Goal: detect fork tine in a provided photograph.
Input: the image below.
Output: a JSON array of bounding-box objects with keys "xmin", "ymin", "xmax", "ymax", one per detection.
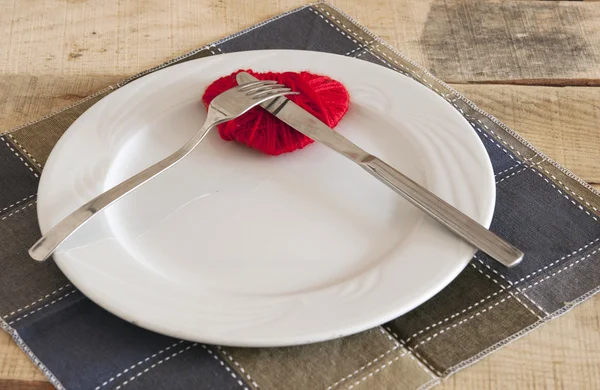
[
  {"xmin": 243, "ymin": 83, "xmax": 286, "ymax": 94},
  {"xmin": 252, "ymin": 88, "xmax": 294, "ymax": 99},
  {"xmin": 238, "ymin": 80, "xmax": 278, "ymax": 91}
]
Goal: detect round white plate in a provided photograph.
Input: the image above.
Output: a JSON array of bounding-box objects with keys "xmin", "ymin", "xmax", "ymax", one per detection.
[{"xmin": 38, "ymin": 50, "xmax": 495, "ymax": 347}]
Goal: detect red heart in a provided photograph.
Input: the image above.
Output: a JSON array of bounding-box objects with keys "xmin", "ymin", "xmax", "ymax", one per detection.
[{"xmin": 202, "ymin": 69, "xmax": 350, "ymax": 155}]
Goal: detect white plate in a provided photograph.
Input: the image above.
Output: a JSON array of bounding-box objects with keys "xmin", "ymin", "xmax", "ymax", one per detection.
[{"xmin": 38, "ymin": 50, "xmax": 495, "ymax": 347}]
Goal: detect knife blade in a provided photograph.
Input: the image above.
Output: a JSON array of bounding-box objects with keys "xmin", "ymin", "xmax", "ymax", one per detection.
[{"xmin": 235, "ymin": 72, "xmax": 523, "ymax": 267}]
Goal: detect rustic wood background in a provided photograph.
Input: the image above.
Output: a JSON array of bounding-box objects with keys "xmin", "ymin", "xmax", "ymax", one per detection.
[{"xmin": 1, "ymin": 0, "xmax": 599, "ymax": 389}]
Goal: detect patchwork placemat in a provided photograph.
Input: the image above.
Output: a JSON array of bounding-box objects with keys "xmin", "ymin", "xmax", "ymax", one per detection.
[{"xmin": 2, "ymin": 2, "xmax": 600, "ymax": 389}]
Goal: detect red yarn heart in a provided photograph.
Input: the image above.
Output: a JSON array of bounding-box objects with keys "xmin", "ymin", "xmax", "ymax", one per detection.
[{"xmin": 202, "ymin": 69, "xmax": 350, "ymax": 155}]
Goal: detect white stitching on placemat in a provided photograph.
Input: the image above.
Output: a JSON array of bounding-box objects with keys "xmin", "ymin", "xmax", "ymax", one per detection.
[
  {"xmin": 8, "ymin": 289, "xmax": 77, "ymax": 325},
  {"xmin": 495, "ymin": 162, "xmax": 523, "ymax": 177},
  {"xmin": 473, "ymin": 255, "xmax": 512, "ymax": 285},
  {"xmin": 2, "ymin": 284, "xmax": 71, "ymax": 320},
  {"xmin": 404, "ymin": 288, "xmax": 503, "ymax": 343},
  {"xmin": 508, "ymin": 291, "xmax": 543, "ymax": 320},
  {"xmin": 203, "ymin": 346, "xmax": 249, "ymax": 390},
  {"xmin": 94, "ymin": 341, "xmax": 186, "ymax": 390},
  {"xmin": 529, "ymin": 167, "xmax": 599, "ymax": 223},
  {"xmin": 345, "ymin": 355, "xmax": 402, "ymax": 390},
  {"xmin": 7, "ymin": 134, "xmax": 43, "ymax": 168},
  {"xmin": 513, "ymin": 237, "xmax": 600, "ymax": 285},
  {"xmin": 217, "ymin": 347, "xmax": 260, "ymax": 389},
  {"xmin": 365, "ymin": 49, "xmax": 410, "ymax": 77},
  {"xmin": 538, "ymin": 166, "xmax": 599, "ymax": 213},
  {"xmin": 413, "ymin": 297, "xmax": 512, "ymax": 350},
  {"xmin": 461, "ymin": 116, "xmax": 519, "ymax": 161},
  {"xmin": 114, "ymin": 344, "xmax": 198, "ymax": 390},
  {"xmin": 417, "ymin": 377, "xmax": 443, "ymax": 390},
  {"xmin": 371, "ymin": 46, "xmax": 444, "ymax": 96},
  {"xmin": 1, "ymin": 136, "xmax": 39, "ymax": 178},
  {"xmin": 378, "ymin": 326, "xmax": 400, "ymax": 347},
  {"xmin": 315, "ymin": 5, "xmax": 365, "ymax": 41},
  {"xmin": 343, "ymin": 39, "xmax": 375, "ymax": 57},
  {"xmin": 1, "ymin": 194, "xmax": 36, "ymax": 213},
  {"xmin": 470, "ymin": 263, "xmax": 509, "ymax": 290},
  {"xmin": 469, "ymin": 116, "xmax": 521, "ymax": 156},
  {"xmin": 495, "ymin": 167, "xmax": 528, "ymax": 184},
  {"xmin": 208, "ymin": 45, "xmax": 224, "ymax": 54},
  {"xmin": 1, "ymin": 201, "xmax": 36, "ymax": 221},
  {"xmin": 474, "ymin": 261, "xmax": 545, "ymax": 318},
  {"xmin": 371, "ymin": 46, "xmax": 414, "ymax": 76},
  {"xmin": 517, "ymin": 291, "xmax": 549, "ymax": 317},
  {"xmin": 327, "ymin": 345, "xmax": 404, "ymax": 389},
  {"xmin": 383, "ymin": 326, "xmax": 440, "ymax": 378},
  {"xmin": 521, "ymin": 248, "xmax": 600, "ymax": 291},
  {"xmin": 309, "ymin": 8, "xmax": 360, "ymax": 45}
]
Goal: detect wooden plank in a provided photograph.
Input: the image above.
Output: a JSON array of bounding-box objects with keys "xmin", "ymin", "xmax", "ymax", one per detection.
[
  {"xmin": 0, "ymin": 332, "xmax": 46, "ymax": 382},
  {"xmin": 1, "ymin": 0, "xmax": 600, "ymax": 84},
  {"xmin": 0, "ymin": 76, "xmax": 120, "ymax": 134},
  {"xmin": 450, "ymin": 84, "xmax": 600, "ymax": 184},
  {"xmin": 0, "ymin": 380, "xmax": 53, "ymax": 390},
  {"xmin": 412, "ymin": 0, "xmax": 600, "ymax": 84}
]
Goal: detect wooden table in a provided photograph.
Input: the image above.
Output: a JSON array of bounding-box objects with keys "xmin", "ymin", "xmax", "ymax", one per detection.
[{"xmin": 1, "ymin": 0, "xmax": 599, "ymax": 389}]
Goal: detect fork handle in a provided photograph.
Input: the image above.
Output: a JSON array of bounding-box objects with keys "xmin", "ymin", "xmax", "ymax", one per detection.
[
  {"xmin": 360, "ymin": 157, "xmax": 524, "ymax": 267},
  {"xmin": 29, "ymin": 121, "xmax": 215, "ymax": 262}
]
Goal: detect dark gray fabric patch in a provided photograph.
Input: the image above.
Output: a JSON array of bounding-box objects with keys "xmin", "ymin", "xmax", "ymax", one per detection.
[
  {"xmin": 0, "ymin": 202, "xmax": 68, "ymax": 319},
  {"xmin": 218, "ymin": 7, "xmax": 360, "ymax": 56},
  {"xmin": 0, "ymin": 137, "xmax": 38, "ymax": 214}
]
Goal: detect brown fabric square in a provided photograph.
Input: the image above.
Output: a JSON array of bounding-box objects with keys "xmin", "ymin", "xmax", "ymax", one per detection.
[
  {"xmin": 412, "ymin": 294, "xmax": 539, "ymax": 375},
  {"xmin": 388, "ymin": 264, "xmax": 503, "ymax": 341},
  {"xmin": 222, "ymin": 328, "xmax": 400, "ymax": 390},
  {"xmin": 8, "ymin": 90, "xmax": 112, "ymax": 167}
]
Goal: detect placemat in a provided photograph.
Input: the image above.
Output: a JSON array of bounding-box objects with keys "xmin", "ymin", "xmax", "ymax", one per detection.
[{"xmin": 2, "ymin": 3, "xmax": 600, "ymax": 389}]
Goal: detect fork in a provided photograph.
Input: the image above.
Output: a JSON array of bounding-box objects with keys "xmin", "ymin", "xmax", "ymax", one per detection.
[{"xmin": 29, "ymin": 80, "xmax": 297, "ymax": 262}]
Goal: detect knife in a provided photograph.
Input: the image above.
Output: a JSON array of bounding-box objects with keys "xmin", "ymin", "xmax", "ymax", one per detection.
[{"xmin": 236, "ymin": 72, "xmax": 523, "ymax": 267}]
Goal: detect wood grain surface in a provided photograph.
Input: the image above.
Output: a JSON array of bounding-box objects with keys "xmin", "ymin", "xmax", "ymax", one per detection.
[{"xmin": 1, "ymin": 0, "xmax": 599, "ymax": 389}]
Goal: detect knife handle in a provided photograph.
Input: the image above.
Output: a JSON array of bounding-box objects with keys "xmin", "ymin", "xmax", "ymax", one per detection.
[{"xmin": 359, "ymin": 156, "xmax": 523, "ymax": 267}]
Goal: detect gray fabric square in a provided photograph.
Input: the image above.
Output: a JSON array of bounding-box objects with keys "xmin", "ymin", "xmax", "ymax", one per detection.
[
  {"xmin": 478, "ymin": 168, "xmax": 600, "ymax": 283},
  {"xmin": 218, "ymin": 7, "xmax": 360, "ymax": 56},
  {"xmin": 522, "ymin": 243, "xmax": 600, "ymax": 313},
  {"xmin": 414, "ymin": 294, "xmax": 539, "ymax": 374}
]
